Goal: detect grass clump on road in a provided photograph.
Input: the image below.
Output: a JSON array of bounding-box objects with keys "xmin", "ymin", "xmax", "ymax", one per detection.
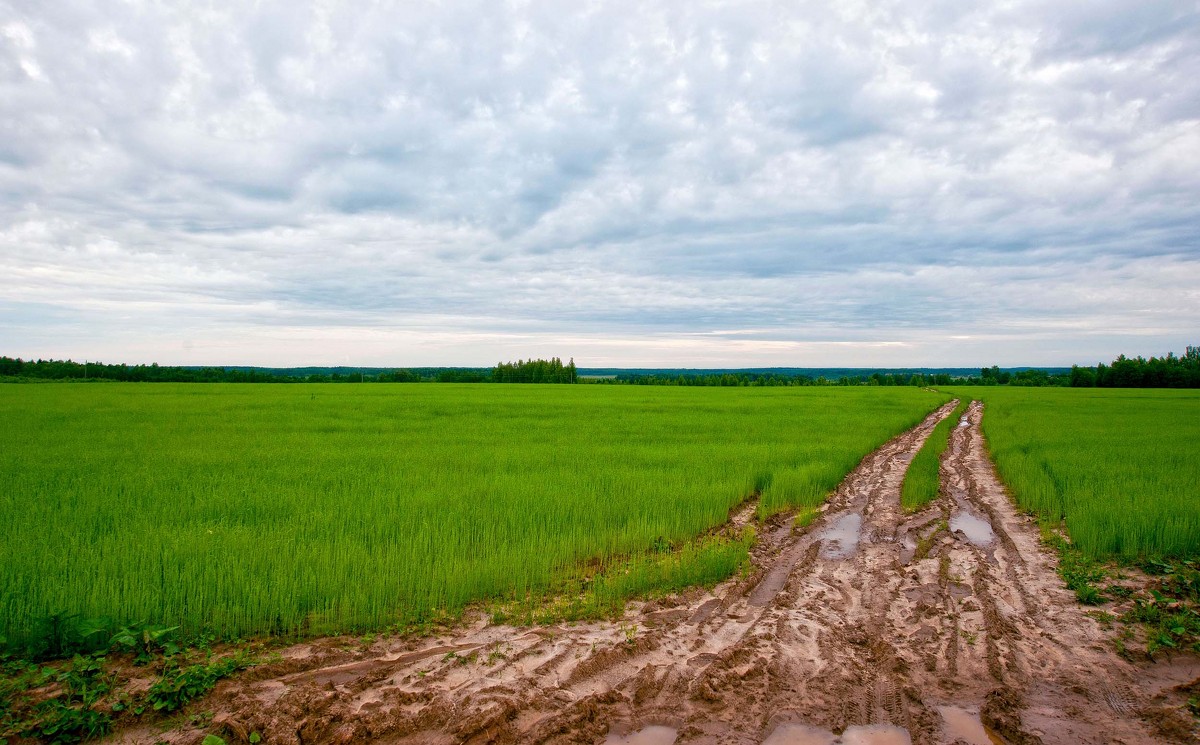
[{"xmin": 900, "ymin": 399, "xmax": 967, "ymax": 513}]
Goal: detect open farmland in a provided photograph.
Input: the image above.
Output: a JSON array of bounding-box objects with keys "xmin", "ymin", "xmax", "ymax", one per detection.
[
  {"xmin": 48, "ymin": 395, "xmax": 1186, "ymax": 745},
  {"xmin": 0, "ymin": 384, "xmax": 945, "ymax": 652},
  {"xmin": 953, "ymin": 387, "xmax": 1200, "ymax": 559},
  {"xmin": 3, "ymin": 385, "xmax": 1198, "ymax": 744}
]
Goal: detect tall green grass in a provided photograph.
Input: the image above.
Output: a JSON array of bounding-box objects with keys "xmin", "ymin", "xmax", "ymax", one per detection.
[
  {"xmin": 758, "ymin": 460, "xmax": 855, "ymax": 520},
  {"xmin": 950, "ymin": 388, "xmax": 1200, "ymax": 560},
  {"xmin": 498, "ymin": 528, "xmax": 757, "ymax": 625},
  {"xmin": 900, "ymin": 399, "xmax": 967, "ymax": 513},
  {"xmin": 0, "ymin": 384, "xmax": 946, "ymax": 651}
]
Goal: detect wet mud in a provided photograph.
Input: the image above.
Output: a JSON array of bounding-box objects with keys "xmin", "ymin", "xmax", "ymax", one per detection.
[{"xmin": 106, "ymin": 402, "xmax": 1198, "ymax": 744}]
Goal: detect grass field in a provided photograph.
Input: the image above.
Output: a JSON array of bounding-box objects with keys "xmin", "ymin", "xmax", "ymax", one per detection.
[
  {"xmin": 952, "ymin": 387, "xmax": 1200, "ymax": 560},
  {"xmin": 0, "ymin": 384, "xmax": 946, "ymax": 652}
]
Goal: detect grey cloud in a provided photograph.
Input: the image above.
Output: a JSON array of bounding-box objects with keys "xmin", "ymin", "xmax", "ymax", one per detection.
[
  {"xmin": 1, "ymin": 0, "xmax": 1198, "ymax": 366},
  {"xmin": 1031, "ymin": 0, "xmax": 1200, "ymax": 59}
]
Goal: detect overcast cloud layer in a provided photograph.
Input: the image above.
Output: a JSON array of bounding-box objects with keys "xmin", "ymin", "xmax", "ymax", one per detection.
[{"xmin": 2, "ymin": 0, "xmax": 1198, "ymax": 367}]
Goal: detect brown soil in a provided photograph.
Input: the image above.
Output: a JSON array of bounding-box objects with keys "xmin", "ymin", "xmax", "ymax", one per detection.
[{"xmin": 102, "ymin": 402, "xmax": 1198, "ymax": 745}]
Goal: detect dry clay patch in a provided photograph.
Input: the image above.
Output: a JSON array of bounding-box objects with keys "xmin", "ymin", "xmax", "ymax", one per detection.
[{"xmin": 103, "ymin": 401, "xmax": 1198, "ymax": 745}]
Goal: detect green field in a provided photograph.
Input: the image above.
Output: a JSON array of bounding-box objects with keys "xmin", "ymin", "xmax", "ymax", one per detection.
[
  {"xmin": 0, "ymin": 384, "xmax": 946, "ymax": 651},
  {"xmin": 952, "ymin": 387, "xmax": 1200, "ymax": 560}
]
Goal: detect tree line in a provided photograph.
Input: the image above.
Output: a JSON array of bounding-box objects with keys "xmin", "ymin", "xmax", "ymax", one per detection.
[
  {"xmin": 597, "ymin": 371, "xmax": 953, "ymax": 387},
  {"xmin": 950, "ymin": 349, "xmax": 1199, "ymax": 388},
  {"xmin": 1067, "ymin": 347, "xmax": 1200, "ymax": 388},
  {"xmin": 3, "ymin": 348, "xmax": 1196, "ymax": 387},
  {"xmin": 0, "ymin": 358, "xmax": 291, "ymax": 383},
  {"xmin": 581, "ymin": 349, "xmax": 1198, "ymax": 388},
  {"xmin": 0, "ymin": 357, "xmax": 576, "ymax": 384},
  {"xmin": 492, "ymin": 357, "xmax": 578, "ymax": 383}
]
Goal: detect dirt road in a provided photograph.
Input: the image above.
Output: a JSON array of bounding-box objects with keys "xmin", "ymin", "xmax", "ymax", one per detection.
[{"xmin": 122, "ymin": 401, "xmax": 1197, "ymax": 744}]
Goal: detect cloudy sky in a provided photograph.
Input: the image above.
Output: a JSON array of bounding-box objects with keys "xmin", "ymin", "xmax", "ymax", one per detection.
[{"xmin": 2, "ymin": 1, "xmax": 1198, "ymax": 368}]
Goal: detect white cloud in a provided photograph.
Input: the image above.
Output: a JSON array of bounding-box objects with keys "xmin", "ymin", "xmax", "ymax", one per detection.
[{"xmin": 1, "ymin": 0, "xmax": 1198, "ymax": 366}]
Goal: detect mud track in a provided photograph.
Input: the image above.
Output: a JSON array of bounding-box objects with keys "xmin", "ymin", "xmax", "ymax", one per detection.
[{"xmin": 117, "ymin": 402, "xmax": 1196, "ymax": 744}]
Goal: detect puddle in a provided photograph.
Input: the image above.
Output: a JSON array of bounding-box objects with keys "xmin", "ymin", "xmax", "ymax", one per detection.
[
  {"xmin": 840, "ymin": 725, "xmax": 912, "ymax": 745},
  {"xmin": 949, "ymin": 509, "xmax": 995, "ymax": 546},
  {"xmin": 958, "ymin": 415, "xmax": 970, "ymax": 428},
  {"xmin": 604, "ymin": 725, "xmax": 677, "ymax": 745},
  {"xmin": 938, "ymin": 706, "xmax": 1003, "ymax": 745},
  {"xmin": 762, "ymin": 723, "xmax": 836, "ymax": 744},
  {"xmin": 819, "ymin": 513, "xmax": 862, "ymax": 559},
  {"xmin": 762, "ymin": 723, "xmax": 911, "ymax": 745}
]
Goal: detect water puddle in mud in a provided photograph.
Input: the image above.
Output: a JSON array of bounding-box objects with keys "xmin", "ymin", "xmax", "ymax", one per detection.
[
  {"xmin": 604, "ymin": 725, "xmax": 678, "ymax": 745},
  {"xmin": 819, "ymin": 513, "xmax": 862, "ymax": 559},
  {"xmin": 958, "ymin": 415, "xmax": 970, "ymax": 427},
  {"xmin": 937, "ymin": 706, "xmax": 1003, "ymax": 744},
  {"xmin": 762, "ymin": 723, "xmax": 911, "ymax": 744},
  {"xmin": 762, "ymin": 724, "xmax": 835, "ymax": 745},
  {"xmin": 949, "ymin": 509, "xmax": 994, "ymax": 546},
  {"xmin": 839, "ymin": 725, "xmax": 912, "ymax": 745}
]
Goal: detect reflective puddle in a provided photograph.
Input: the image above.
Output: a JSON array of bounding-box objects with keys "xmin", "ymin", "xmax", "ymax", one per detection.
[
  {"xmin": 762, "ymin": 723, "xmax": 911, "ymax": 744},
  {"xmin": 762, "ymin": 724, "xmax": 835, "ymax": 744},
  {"xmin": 949, "ymin": 509, "xmax": 995, "ymax": 546},
  {"xmin": 937, "ymin": 706, "xmax": 1004, "ymax": 744},
  {"xmin": 840, "ymin": 725, "xmax": 912, "ymax": 745},
  {"xmin": 604, "ymin": 725, "xmax": 678, "ymax": 745},
  {"xmin": 819, "ymin": 513, "xmax": 863, "ymax": 559}
]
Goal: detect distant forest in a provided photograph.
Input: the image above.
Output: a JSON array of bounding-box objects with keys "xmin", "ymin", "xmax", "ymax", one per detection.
[
  {"xmin": 0, "ymin": 356, "xmax": 575, "ymax": 384},
  {"xmin": 1067, "ymin": 347, "xmax": 1200, "ymax": 388},
  {"xmin": 493, "ymin": 357, "xmax": 578, "ymax": 383},
  {"xmin": 1, "ymin": 347, "xmax": 1196, "ymax": 387},
  {"xmin": 603, "ymin": 367, "xmax": 1060, "ymax": 387}
]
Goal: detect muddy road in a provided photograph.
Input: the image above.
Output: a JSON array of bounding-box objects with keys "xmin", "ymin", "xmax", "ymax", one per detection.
[{"xmin": 119, "ymin": 402, "xmax": 1197, "ymax": 745}]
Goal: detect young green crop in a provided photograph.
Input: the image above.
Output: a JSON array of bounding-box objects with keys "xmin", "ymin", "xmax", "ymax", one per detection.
[
  {"xmin": 949, "ymin": 387, "xmax": 1200, "ymax": 560},
  {"xmin": 0, "ymin": 384, "xmax": 947, "ymax": 651},
  {"xmin": 900, "ymin": 399, "xmax": 967, "ymax": 513}
]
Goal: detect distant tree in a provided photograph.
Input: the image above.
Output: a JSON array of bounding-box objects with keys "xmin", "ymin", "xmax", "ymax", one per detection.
[
  {"xmin": 1069, "ymin": 365, "xmax": 1096, "ymax": 387},
  {"xmin": 379, "ymin": 369, "xmax": 420, "ymax": 383}
]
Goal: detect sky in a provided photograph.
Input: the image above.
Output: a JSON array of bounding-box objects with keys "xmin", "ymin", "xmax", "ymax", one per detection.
[{"xmin": 2, "ymin": 1, "xmax": 1198, "ymax": 368}]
